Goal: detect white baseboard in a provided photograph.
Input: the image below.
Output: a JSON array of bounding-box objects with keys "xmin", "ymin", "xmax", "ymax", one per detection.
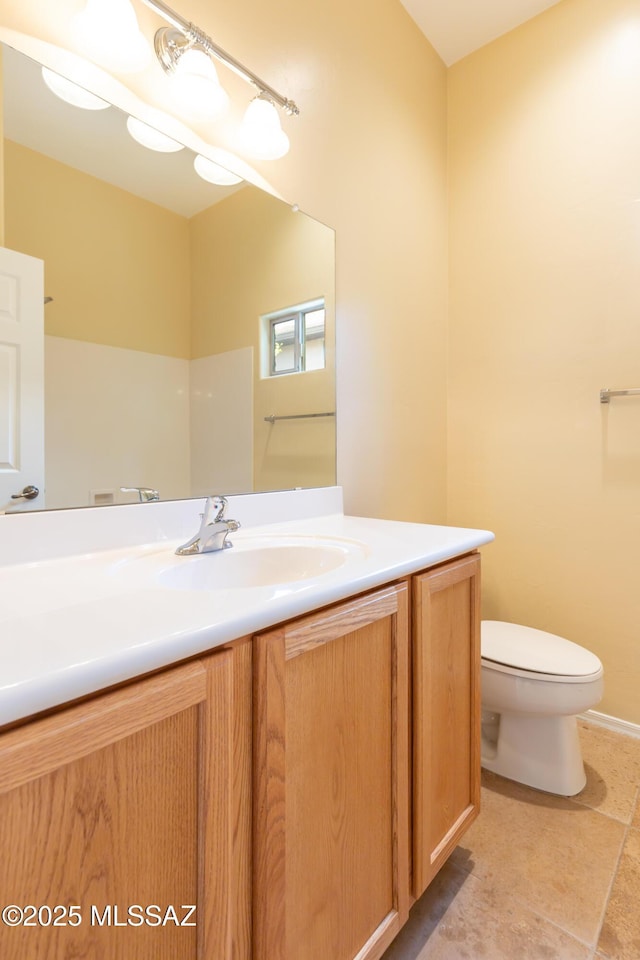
[{"xmin": 579, "ymin": 709, "xmax": 640, "ymax": 740}]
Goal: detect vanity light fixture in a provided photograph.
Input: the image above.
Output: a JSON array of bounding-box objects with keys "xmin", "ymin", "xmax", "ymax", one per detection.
[
  {"xmin": 71, "ymin": 0, "xmax": 151, "ymax": 73},
  {"xmin": 139, "ymin": 0, "xmax": 299, "ymax": 157},
  {"xmin": 41, "ymin": 67, "xmax": 111, "ymax": 111},
  {"xmin": 193, "ymin": 155, "xmax": 243, "ymax": 186},
  {"xmin": 238, "ymin": 94, "xmax": 290, "ymax": 161},
  {"xmin": 158, "ymin": 36, "xmax": 230, "ymax": 122},
  {"xmin": 126, "ymin": 115, "xmax": 185, "ymax": 152}
]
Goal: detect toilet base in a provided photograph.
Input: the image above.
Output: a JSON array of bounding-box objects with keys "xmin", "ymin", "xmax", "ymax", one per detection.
[{"xmin": 481, "ymin": 712, "xmax": 586, "ymax": 796}]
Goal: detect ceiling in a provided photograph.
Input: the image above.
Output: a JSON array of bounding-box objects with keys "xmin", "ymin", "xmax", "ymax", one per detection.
[
  {"xmin": 399, "ymin": 0, "xmax": 564, "ymax": 65},
  {"xmin": 2, "ymin": 43, "xmax": 242, "ymax": 217}
]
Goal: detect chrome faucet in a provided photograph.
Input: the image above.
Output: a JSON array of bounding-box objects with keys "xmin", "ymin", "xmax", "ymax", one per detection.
[
  {"xmin": 120, "ymin": 486, "xmax": 160, "ymax": 503},
  {"xmin": 175, "ymin": 495, "xmax": 241, "ymax": 556}
]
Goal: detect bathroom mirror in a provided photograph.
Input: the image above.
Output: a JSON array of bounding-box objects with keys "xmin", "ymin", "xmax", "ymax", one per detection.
[{"xmin": 1, "ymin": 42, "xmax": 336, "ymax": 512}]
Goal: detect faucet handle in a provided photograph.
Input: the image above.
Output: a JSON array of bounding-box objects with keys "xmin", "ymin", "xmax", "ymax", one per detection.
[
  {"xmin": 202, "ymin": 496, "xmax": 241, "ymax": 537},
  {"xmin": 211, "ymin": 495, "xmax": 228, "ymax": 521},
  {"xmin": 202, "ymin": 495, "xmax": 229, "ymax": 523}
]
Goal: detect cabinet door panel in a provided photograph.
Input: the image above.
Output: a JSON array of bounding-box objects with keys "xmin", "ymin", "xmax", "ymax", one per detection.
[
  {"xmin": 0, "ymin": 648, "xmax": 252, "ymax": 960},
  {"xmin": 0, "ymin": 665, "xmax": 203, "ymax": 960},
  {"xmin": 412, "ymin": 554, "xmax": 481, "ymax": 898},
  {"xmin": 253, "ymin": 584, "xmax": 410, "ymax": 960}
]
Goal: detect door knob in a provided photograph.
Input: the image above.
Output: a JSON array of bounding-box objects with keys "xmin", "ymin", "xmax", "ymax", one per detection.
[{"xmin": 11, "ymin": 485, "xmax": 40, "ymax": 501}]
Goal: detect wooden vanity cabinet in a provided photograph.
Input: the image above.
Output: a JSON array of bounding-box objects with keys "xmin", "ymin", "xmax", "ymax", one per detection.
[
  {"xmin": 0, "ymin": 641, "xmax": 252, "ymax": 960},
  {"xmin": 0, "ymin": 550, "xmax": 482, "ymax": 960},
  {"xmin": 411, "ymin": 553, "xmax": 482, "ymax": 898},
  {"xmin": 252, "ymin": 583, "xmax": 411, "ymax": 960}
]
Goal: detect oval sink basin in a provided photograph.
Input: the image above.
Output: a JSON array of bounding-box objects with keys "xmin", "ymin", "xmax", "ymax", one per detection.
[
  {"xmin": 158, "ymin": 542, "xmax": 350, "ymax": 590},
  {"xmin": 109, "ymin": 535, "xmax": 369, "ymax": 592}
]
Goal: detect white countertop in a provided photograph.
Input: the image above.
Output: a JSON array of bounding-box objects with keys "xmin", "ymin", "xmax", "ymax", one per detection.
[{"xmin": 0, "ymin": 489, "xmax": 494, "ymax": 726}]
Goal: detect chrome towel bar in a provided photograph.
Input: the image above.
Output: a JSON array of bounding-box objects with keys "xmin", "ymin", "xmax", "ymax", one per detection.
[
  {"xmin": 264, "ymin": 412, "xmax": 336, "ymax": 423},
  {"xmin": 600, "ymin": 388, "xmax": 640, "ymax": 403}
]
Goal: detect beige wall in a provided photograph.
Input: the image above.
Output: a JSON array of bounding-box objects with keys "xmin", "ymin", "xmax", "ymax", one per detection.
[
  {"xmin": 5, "ymin": 139, "xmax": 191, "ymax": 357},
  {"xmin": 448, "ymin": 0, "xmax": 640, "ymax": 723},
  {"xmin": 190, "ymin": 187, "xmax": 335, "ymax": 490}
]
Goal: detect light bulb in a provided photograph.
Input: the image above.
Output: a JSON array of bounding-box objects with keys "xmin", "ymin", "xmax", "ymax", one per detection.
[
  {"xmin": 126, "ymin": 116, "xmax": 184, "ymax": 153},
  {"xmin": 71, "ymin": 0, "xmax": 151, "ymax": 73},
  {"xmin": 169, "ymin": 48, "xmax": 229, "ymax": 122},
  {"xmin": 41, "ymin": 67, "xmax": 110, "ymax": 111},
  {"xmin": 193, "ymin": 155, "xmax": 243, "ymax": 186},
  {"xmin": 238, "ymin": 97, "xmax": 289, "ymax": 160}
]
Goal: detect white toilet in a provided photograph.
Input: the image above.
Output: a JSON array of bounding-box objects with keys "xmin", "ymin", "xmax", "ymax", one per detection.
[{"xmin": 481, "ymin": 620, "xmax": 604, "ymax": 796}]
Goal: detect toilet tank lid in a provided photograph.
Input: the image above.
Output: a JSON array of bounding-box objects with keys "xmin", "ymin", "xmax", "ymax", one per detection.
[{"xmin": 481, "ymin": 620, "xmax": 603, "ymax": 677}]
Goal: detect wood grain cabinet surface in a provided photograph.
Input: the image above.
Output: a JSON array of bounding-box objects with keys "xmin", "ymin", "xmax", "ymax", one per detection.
[
  {"xmin": 252, "ymin": 583, "xmax": 411, "ymax": 960},
  {"xmin": 0, "ymin": 642, "xmax": 252, "ymax": 960},
  {"xmin": 411, "ymin": 553, "xmax": 482, "ymax": 898}
]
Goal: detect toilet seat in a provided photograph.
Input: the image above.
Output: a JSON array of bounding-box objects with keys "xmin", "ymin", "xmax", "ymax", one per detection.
[{"xmin": 481, "ymin": 620, "xmax": 603, "ymax": 684}]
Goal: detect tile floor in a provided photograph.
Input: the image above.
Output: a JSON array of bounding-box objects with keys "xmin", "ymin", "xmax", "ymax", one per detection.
[{"xmin": 383, "ymin": 720, "xmax": 640, "ymax": 960}]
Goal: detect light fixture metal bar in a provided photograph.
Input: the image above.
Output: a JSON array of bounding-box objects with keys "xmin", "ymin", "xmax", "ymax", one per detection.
[{"xmin": 139, "ymin": 0, "xmax": 299, "ymax": 115}]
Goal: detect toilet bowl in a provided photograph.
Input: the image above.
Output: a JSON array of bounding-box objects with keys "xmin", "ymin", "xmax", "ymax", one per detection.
[{"xmin": 481, "ymin": 620, "xmax": 604, "ymax": 796}]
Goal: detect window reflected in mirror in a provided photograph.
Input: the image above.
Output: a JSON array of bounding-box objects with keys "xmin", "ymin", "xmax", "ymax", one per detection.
[{"xmin": 266, "ymin": 300, "xmax": 326, "ymax": 377}]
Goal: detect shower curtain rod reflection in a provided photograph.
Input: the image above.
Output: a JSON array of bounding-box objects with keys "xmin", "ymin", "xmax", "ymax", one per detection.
[
  {"xmin": 600, "ymin": 388, "xmax": 640, "ymax": 403},
  {"xmin": 264, "ymin": 412, "xmax": 336, "ymax": 423}
]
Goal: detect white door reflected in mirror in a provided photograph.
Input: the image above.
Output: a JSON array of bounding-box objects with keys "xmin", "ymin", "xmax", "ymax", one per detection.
[{"xmin": 0, "ymin": 248, "xmax": 44, "ymax": 513}]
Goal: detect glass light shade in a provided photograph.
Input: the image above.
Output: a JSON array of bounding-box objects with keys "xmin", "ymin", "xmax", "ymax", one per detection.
[
  {"xmin": 71, "ymin": 0, "xmax": 151, "ymax": 73},
  {"xmin": 169, "ymin": 48, "xmax": 229, "ymax": 122},
  {"xmin": 126, "ymin": 116, "xmax": 184, "ymax": 153},
  {"xmin": 238, "ymin": 97, "xmax": 289, "ymax": 160},
  {"xmin": 41, "ymin": 67, "xmax": 110, "ymax": 111},
  {"xmin": 193, "ymin": 155, "xmax": 243, "ymax": 186}
]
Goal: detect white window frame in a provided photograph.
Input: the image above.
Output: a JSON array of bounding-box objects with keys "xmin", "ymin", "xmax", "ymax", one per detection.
[{"xmin": 261, "ymin": 298, "xmax": 325, "ymax": 378}]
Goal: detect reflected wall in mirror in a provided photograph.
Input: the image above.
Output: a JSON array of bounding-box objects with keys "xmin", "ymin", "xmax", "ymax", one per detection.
[{"xmin": 1, "ymin": 42, "xmax": 336, "ymax": 512}]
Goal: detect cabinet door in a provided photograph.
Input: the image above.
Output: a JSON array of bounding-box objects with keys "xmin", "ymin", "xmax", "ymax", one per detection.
[
  {"xmin": 253, "ymin": 584, "xmax": 410, "ymax": 960},
  {"xmin": 0, "ymin": 644, "xmax": 252, "ymax": 960},
  {"xmin": 412, "ymin": 553, "xmax": 481, "ymax": 898}
]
